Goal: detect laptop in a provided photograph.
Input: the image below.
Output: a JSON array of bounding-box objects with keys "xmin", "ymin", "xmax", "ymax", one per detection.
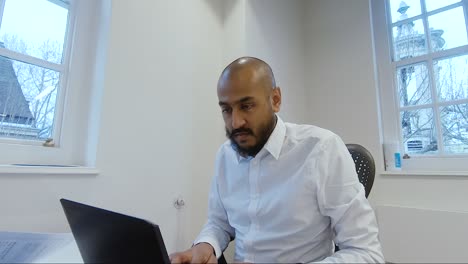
[{"xmin": 60, "ymin": 198, "xmax": 171, "ymax": 264}]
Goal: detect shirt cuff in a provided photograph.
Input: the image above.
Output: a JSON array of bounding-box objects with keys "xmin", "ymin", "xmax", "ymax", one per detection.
[{"xmin": 193, "ymin": 236, "xmax": 222, "ymax": 258}]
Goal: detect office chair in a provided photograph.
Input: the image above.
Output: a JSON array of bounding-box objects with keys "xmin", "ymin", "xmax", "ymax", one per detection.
[
  {"xmin": 334, "ymin": 143, "xmax": 376, "ymax": 252},
  {"xmin": 345, "ymin": 143, "xmax": 375, "ymax": 198},
  {"xmin": 218, "ymin": 144, "xmax": 376, "ymax": 262}
]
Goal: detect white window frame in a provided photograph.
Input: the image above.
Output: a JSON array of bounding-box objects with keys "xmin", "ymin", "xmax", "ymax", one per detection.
[
  {"xmin": 371, "ymin": 0, "xmax": 468, "ymax": 173},
  {"xmin": 0, "ymin": 0, "xmax": 110, "ymax": 169},
  {"xmin": 0, "ymin": 0, "xmax": 73, "ymax": 147}
]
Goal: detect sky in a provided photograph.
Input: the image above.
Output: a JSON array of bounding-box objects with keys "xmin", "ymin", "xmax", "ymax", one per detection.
[
  {"xmin": 0, "ymin": 0, "xmax": 67, "ymax": 139},
  {"xmin": 0, "ymin": 0, "xmax": 68, "ymax": 61}
]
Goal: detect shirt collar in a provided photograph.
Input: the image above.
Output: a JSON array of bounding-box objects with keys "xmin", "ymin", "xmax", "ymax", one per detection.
[
  {"xmin": 264, "ymin": 115, "xmax": 286, "ymax": 160},
  {"xmin": 232, "ymin": 115, "xmax": 286, "ymax": 163}
]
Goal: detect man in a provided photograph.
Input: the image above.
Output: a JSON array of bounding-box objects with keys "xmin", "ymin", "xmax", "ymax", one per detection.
[{"xmin": 170, "ymin": 57, "xmax": 384, "ymax": 263}]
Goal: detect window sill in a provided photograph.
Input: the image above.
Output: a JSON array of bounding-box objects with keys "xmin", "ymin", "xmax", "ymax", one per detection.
[
  {"xmin": 0, "ymin": 164, "xmax": 99, "ymax": 176},
  {"xmin": 380, "ymin": 170, "xmax": 468, "ymax": 177}
]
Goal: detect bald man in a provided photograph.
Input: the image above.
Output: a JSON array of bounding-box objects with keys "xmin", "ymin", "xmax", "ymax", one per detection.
[{"xmin": 170, "ymin": 57, "xmax": 384, "ymax": 263}]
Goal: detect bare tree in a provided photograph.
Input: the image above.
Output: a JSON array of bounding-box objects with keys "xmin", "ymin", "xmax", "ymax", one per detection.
[
  {"xmin": 2, "ymin": 34, "xmax": 61, "ymax": 139},
  {"xmin": 399, "ymin": 54, "xmax": 468, "ymax": 154}
]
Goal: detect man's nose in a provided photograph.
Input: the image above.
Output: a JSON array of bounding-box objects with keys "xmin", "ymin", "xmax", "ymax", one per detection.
[{"xmin": 231, "ymin": 110, "xmax": 246, "ymax": 129}]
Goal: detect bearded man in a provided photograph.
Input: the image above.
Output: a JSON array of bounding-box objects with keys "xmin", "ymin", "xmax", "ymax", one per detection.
[{"xmin": 170, "ymin": 57, "xmax": 384, "ymax": 264}]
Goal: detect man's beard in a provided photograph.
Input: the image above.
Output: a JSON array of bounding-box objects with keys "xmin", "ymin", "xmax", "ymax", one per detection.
[{"xmin": 226, "ymin": 116, "xmax": 277, "ymax": 157}]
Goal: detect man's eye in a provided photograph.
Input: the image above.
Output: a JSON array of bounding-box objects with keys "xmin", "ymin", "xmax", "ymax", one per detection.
[
  {"xmin": 241, "ymin": 104, "xmax": 253, "ymax": 110},
  {"xmin": 221, "ymin": 108, "xmax": 231, "ymax": 113}
]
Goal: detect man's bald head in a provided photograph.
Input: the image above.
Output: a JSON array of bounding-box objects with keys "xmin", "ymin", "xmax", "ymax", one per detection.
[
  {"xmin": 217, "ymin": 57, "xmax": 282, "ymax": 157},
  {"xmin": 218, "ymin": 57, "xmax": 277, "ymax": 94}
]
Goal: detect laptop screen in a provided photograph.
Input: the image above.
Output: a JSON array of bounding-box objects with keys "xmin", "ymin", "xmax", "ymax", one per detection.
[{"xmin": 60, "ymin": 199, "xmax": 170, "ymax": 264}]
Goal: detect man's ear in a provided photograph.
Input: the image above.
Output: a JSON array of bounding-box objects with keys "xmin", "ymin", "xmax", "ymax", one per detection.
[{"xmin": 271, "ymin": 87, "xmax": 281, "ymax": 113}]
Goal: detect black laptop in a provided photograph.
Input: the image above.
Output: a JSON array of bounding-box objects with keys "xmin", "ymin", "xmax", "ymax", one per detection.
[{"xmin": 60, "ymin": 198, "xmax": 171, "ymax": 264}]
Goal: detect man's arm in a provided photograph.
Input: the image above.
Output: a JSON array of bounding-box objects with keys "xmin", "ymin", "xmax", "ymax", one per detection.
[
  {"xmin": 169, "ymin": 243, "xmax": 217, "ymax": 264},
  {"xmin": 170, "ymin": 148, "xmax": 235, "ymax": 263},
  {"xmin": 315, "ymin": 135, "xmax": 385, "ymax": 263},
  {"xmin": 193, "ymin": 171, "xmax": 235, "ymax": 257}
]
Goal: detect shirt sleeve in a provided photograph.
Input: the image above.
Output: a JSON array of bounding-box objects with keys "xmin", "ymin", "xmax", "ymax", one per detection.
[
  {"xmin": 313, "ymin": 135, "xmax": 385, "ymax": 263},
  {"xmin": 193, "ymin": 147, "xmax": 235, "ymax": 258}
]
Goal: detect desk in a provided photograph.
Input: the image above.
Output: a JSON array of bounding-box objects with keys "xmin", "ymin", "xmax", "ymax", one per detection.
[{"xmin": 0, "ymin": 232, "xmax": 83, "ymax": 263}]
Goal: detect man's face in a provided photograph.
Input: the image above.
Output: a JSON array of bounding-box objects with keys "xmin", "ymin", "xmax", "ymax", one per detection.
[{"xmin": 218, "ymin": 72, "xmax": 281, "ymax": 156}]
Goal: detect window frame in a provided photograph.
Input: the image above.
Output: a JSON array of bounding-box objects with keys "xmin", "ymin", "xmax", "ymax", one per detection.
[
  {"xmin": 372, "ymin": 0, "xmax": 468, "ymax": 172},
  {"xmin": 0, "ymin": 0, "xmax": 74, "ymax": 147},
  {"xmin": 0, "ymin": 0, "xmax": 109, "ymax": 167}
]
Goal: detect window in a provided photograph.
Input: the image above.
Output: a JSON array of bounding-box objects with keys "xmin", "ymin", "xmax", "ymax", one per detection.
[
  {"xmin": 0, "ymin": 0, "xmax": 71, "ymax": 143},
  {"xmin": 0, "ymin": 0, "xmax": 110, "ymax": 167},
  {"xmin": 372, "ymin": 0, "xmax": 468, "ymax": 172}
]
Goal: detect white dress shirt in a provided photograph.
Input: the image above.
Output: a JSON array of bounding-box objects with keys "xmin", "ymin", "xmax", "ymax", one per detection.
[{"xmin": 194, "ymin": 116, "xmax": 384, "ymax": 263}]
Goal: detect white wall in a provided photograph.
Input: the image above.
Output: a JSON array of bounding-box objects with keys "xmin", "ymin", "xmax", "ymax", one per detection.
[
  {"xmin": 0, "ymin": 0, "xmax": 226, "ymax": 254},
  {"xmin": 304, "ymin": 0, "xmax": 468, "ymax": 261},
  {"xmin": 222, "ymin": 0, "xmax": 247, "ymax": 63},
  {"xmin": 245, "ymin": 0, "xmax": 307, "ymax": 124},
  {"xmin": 377, "ymin": 205, "xmax": 468, "ymax": 263},
  {"xmin": 0, "ymin": 1, "xmax": 308, "ymax": 258},
  {"xmin": 4, "ymin": 0, "xmax": 466, "ymax": 262},
  {"xmin": 304, "ymin": 0, "xmax": 382, "ymax": 168},
  {"xmin": 220, "ymin": 0, "xmax": 307, "ymax": 124},
  {"xmin": 99, "ymin": 0, "xmax": 231, "ymax": 251}
]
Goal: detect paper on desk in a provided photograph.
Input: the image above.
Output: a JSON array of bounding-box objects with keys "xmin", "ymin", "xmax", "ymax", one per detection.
[{"xmin": 0, "ymin": 231, "xmax": 83, "ymax": 263}]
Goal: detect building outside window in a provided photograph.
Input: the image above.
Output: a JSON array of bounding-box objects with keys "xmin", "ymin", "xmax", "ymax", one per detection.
[
  {"xmin": 0, "ymin": 50, "xmax": 38, "ymax": 139},
  {"xmin": 373, "ymin": 0, "xmax": 468, "ymax": 172},
  {"xmin": 371, "ymin": 0, "xmax": 468, "ymax": 171},
  {"xmin": 0, "ymin": 0, "xmax": 71, "ymax": 144},
  {"xmin": 389, "ymin": 0, "xmax": 468, "ymax": 156},
  {"xmin": 0, "ymin": 0, "xmax": 109, "ymax": 168}
]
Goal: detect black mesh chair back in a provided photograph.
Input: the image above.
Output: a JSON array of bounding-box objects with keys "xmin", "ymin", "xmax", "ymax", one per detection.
[
  {"xmin": 335, "ymin": 143, "xmax": 376, "ymax": 252},
  {"xmin": 345, "ymin": 143, "xmax": 375, "ymax": 198}
]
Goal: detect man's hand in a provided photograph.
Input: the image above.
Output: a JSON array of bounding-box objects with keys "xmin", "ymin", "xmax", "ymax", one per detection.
[{"xmin": 169, "ymin": 242, "xmax": 217, "ymax": 264}]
